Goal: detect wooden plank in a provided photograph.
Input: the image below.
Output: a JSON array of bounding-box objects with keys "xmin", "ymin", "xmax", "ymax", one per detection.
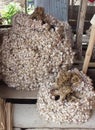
[
  {"xmin": 13, "ymin": 128, "xmax": 21, "ymax": 130},
  {"xmin": 0, "ymin": 25, "xmax": 12, "ymax": 28},
  {"xmin": 82, "ymin": 25, "xmax": 95, "ymax": 73},
  {"xmin": 69, "ymin": 6, "xmax": 95, "ymax": 20},
  {"xmin": 0, "ymin": 62, "xmax": 95, "ymax": 100},
  {"xmin": 5, "ymin": 103, "xmax": 12, "ymax": 130},
  {"xmin": 13, "ymin": 104, "xmax": 95, "ymax": 128},
  {"xmin": 0, "ymin": 98, "xmax": 6, "ymax": 130},
  {"xmin": 73, "ymin": 35, "xmax": 89, "ymax": 43},
  {"xmin": 0, "ymin": 82, "xmax": 38, "ymax": 99},
  {"xmin": 74, "ymin": 60, "xmax": 95, "ymax": 67},
  {"xmin": 27, "ymin": 129, "xmax": 95, "ymax": 130},
  {"xmin": 69, "ymin": 20, "xmax": 91, "ymax": 33},
  {"xmin": 68, "ymin": 5, "xmax": 95, "ymax": 32},
  {"xmin": 76, "ymin": 0, "xmax": 88, "ymax": 60}
]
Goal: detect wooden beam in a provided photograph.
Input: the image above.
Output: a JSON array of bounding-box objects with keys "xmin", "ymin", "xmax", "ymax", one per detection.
[
  {"xmin": 82, "ymin": 15, "xmax": 95, "ymax": 74},
  {"xmin": 13, "ymin": 128, "xmax": 21, "ymax": 130},
  {"xmin": 83, "ymin": 27, "xmax": 95, "ymax": 73},
  {"xmin": 26, "ymin": 129, "xmax": 95, "ymax": 130},
  {"xmin": 76, "ymin": 0, "xmax": 88, "ymax": 60},
  {"xmin": 5, "ymin": 103, "xmax": 13, "ymax": 130},
  {"xmin": 0, "ymin": 98, "xmax": 6, "ymax": 130},
  {"xmin": 25, "ymin": 0, "xmax": 27, "ymax": 13},
  {"xmin": 13, "ymin": 104, "xmax": 95, "ymax": 128},
  {"xmin": 0, "ymin": 61, "xmax": 95, "ymax": 100},
  {"xmin": 0, "ymin": 82, "xmax": 38, "ymax": 99}
]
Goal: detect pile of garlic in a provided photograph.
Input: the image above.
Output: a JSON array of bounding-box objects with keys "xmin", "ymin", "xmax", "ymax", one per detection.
[
  {"xmin": 1, "ymin": 7, "xmax": 74, "ymax": 90},
  {"xmin": 37, "ymin": 68, "xmax": 95, "ymax": 123}
]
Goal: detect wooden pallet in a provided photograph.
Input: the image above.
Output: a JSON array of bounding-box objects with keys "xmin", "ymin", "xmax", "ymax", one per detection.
[
  {"xmin": 0, "ymin": 81, "xmax": 37, "ymax": 100},
  {"xmin": 13, "ymin": 104, "xmax": 95, "ymax": 130},
  {"xmin": 0, "ymin": 67, "xmax": 95, "ymax": 130},
  {"xmin": 14, "ymin": 128, "xmax": 95, "ymax": 130}
]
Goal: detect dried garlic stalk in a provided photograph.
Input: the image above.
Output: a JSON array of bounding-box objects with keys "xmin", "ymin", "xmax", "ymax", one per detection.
[{"xmin": 50, "ymin": 70, "xmax": 82, "ymax": 101}]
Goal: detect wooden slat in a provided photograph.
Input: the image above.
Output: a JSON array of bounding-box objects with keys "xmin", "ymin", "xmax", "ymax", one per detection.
[
  {"xmin": 74, "ymin": 61, "xmax": 95, "ymax": 67},
  {"xmin": 13, "ymin": 104, "xmax": 95, "ymax": 128},
  {"xmin": 0, "ymin": 25, "xmax": 12, "ymax": 28},
  {"xmin": 69, "ymin": 6, "xmax": 95, "ymax": 20},
  {"xmin": 5, "ymin": 103, "xmax": 12, "ymax": 130},
  {"xmin": 0, "ymin": 98, "xmax": 6, "ymax": 130},
  {"xmin": 82, "ymin": 26, "xmax": 95, "ymax": 73},
  {"xmin": 13, "ymin": 128, "xmax": 21, "ymax": 130},
  {"xmin": 27, "ymin": 129, "xmax": 95, "ymax": 130},
  {"xmin": 76, "ymin": 0, "xmax": 88, "ymax": 60},
  {"xmin": 68, "ymin": 5, "xmax": 95, "ymax": 33},
  {"xmin": 0, "ymin": 82, "xmax": 38, "ymax": 99},
  {"xmin": 0, "ymin": 61, "xmax": 95, "ymax": 100},
  {"xmin": 69, "ymin": 20, "xmax": 91, "ymax": 33}
]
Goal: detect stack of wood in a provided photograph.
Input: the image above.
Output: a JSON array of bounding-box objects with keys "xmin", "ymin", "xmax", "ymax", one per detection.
[{"xmin": 0, "ymin": 98, "xmax": 12, "ymax": 130}]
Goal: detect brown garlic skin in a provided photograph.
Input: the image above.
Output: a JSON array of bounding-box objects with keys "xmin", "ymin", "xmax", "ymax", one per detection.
[
  {"xmin": 50, "ymin": 86, "xmax": 73, "ymax": 101},
  {"xmin": 30, "ymin": 7, "xmax": 57, "ymax": 31},
  {"xmin": 50, "ymin": 71, "xmax": 82, "ymax": 102},
  {"xmin": 30, "ymin": 7, "xmax": 45, "ymax": 21},
  {"xmin": 71, "ymin": 73, "xmax": 82, "ymax": 86},
  {"xmin": 56, "ymin": 71, "xmax": 71, "ymax": 87}
]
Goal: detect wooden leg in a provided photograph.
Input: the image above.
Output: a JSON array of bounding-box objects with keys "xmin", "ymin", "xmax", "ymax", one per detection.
[
  {"xmin": 5, "ymin": 103, "xmax": 13, "ymax": 130},
  {"xmin": 82, "ymin": 26, "xmax": 95, "ymax": 74},
  {"xmin": 0, "ymin": 98, "xmax": 6, "ymax": 130},
  {"xmin": 76, "ymin": 0, "xmax": 88, "ymax": 60}
]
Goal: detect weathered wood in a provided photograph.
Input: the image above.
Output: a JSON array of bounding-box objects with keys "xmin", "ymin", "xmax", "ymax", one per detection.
[
  {"xmin": 69, "ymin": 20, "xmax": 90, "ymax": 33},
  {"xmin": 5, "ymin": 103, "xmax": 13, "ymax": 130},
  {"xmin": 34, "ymin": 0, "xmax": 68, "ymax": 21},
  {"xmin": 76, "ymin": 0, "xmax": 88, "ymax": 60},
  {"xmin": 0, "ymin": 81, "xmax": 38, "ymax": 99},
  {"xmin": 0, "ymin": 25, "xmax": 12, "ymax": 28},
  {"xmin": 69, "ymin": 6, "xmax": 95, "ymax": 20},
  {"xmin": 83, "ymin": 25, "xmax": 95, "ymax": 73},
  {"xmin": 27, "ymin": 129, "xmax": 95, "ymax": 130},
  {"xmin": 74, "ymin": 60, "xmax": 95, "ymax": 67},
  {"xmin": 68, "ymin": 5, "xmax": 95, "ymax": 32},
  {"xmin": 13, "ymin": 128, "xmax": 21, "ymax": 130},
  {"xmin": 13, "ymin": 104, "xmax": 95, "ymax": 128},
  {"xmin": 25, "ymin": 0, "xmax": 27, "ymax": 13},
  {"xmin": 0, "ymin": 61, "xmax": 95, "ymax": 100},
  {"xmin": 0, "ymin": 98, "xmax": 6, "ymax": 130}
]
